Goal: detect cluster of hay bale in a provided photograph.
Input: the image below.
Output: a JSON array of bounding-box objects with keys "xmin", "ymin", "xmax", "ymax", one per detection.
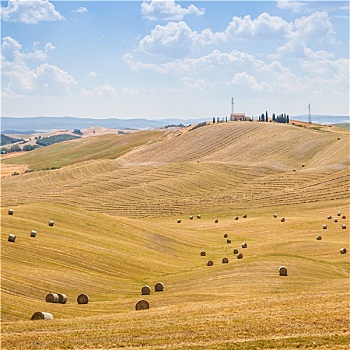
[
  {"xmin": 46, "ymin": 293, "xmax": 67, "ymax": 304},
  {"xmin": 141, "ymin": 282, "xmax": 164, "ymax": 295}
]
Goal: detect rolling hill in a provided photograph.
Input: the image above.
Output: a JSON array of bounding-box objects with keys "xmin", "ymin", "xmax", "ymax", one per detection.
[{"xmin": 1, "ymin": 121, "xmax": 349, "ymax": 349}]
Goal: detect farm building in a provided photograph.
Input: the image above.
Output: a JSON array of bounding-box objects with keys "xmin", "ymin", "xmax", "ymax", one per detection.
[{"xmin": 230, "ymin": 113, "xmax": 251, "ymax": 121}]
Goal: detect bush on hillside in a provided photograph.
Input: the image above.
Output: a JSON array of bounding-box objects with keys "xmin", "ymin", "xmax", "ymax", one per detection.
[{"xmin": 36, "ymin": 134, "xmax": 81, "ymax": 147}]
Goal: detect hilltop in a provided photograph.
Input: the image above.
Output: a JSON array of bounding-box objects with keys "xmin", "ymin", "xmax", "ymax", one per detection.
[{"xmin": 1, "ymin": 121, "xmax": 349, "ymax": 349}]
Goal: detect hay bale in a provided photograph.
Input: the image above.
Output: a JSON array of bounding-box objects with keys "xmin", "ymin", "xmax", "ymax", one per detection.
[
  {"xmin": 224, "ymin": 233, "xmax": 228, "ymax": 238},
  {"xmin": 31, "ymin": 312, "xmax": 53, "ymax": 320},
  {"xmin": 233, "ymin": 248, "xmax": 238, "ymax": 254},
  {"xmin": 8, "ymin": 234, "xmax": 16, "ymax": 243},
  {"xmin": 48, "ymin": 220, "xmax": 54, "ymax": 227},
  {"xmin": 155, "ymin": 282, "xmax": 164, "ymax": 292},
  {"xmin": 46, "ymin": 293, "xmax": 59, "ymax": 303},
  {"xmin": 135, "ymin": 299, "xmax": 149, "ymax": 310},
  {"xmin": 316, "ymin": 235, "xmax": 322, "ymax": 240},
  {"xmin": 334, "ymin": 218, "xmax": 338, "ymax": 223},
  {"xmin": 200, "ymin": 250, "xmax": 206, "ymax": 256},
  {"xmin": 214, "ymin": 219, "xmax": 219, "ymax": 223},
  {"xmin": 207, "ymin": 260, "xmax": 213, "ymax": 266},
  {"xmin": 293, "ymin": 169, "xmax": 296, "ymax": 172},
  {"xmin": 189, "ymin": 216, "xmax": 193, "ymax": 220},
  {"xmin": 337, "ymin": 211, "xmax": 341, "ymax": 216},
  {"xmin": 77, "ymin": 293, "xmax": 89, "ymax": 304},
  {"xmin": 197, "ymin": 214, "xmax": 201, "ymax": 219},
  {"xmin": 279, "ymin": 266, "xmax": 288, "ymax": 276},
  {"xmin": 242, "ymin": 243, "xmax": 247, "ymax": 248},
  {"xmin": 302, "ymin": 164, "xmax": 305, "ymax": 167},
  {"xmin": 338, "ymin": 137, "xmax": 340, "ymax": 140},
  {"xmin": 222, "ymin": 258, "xmax": 229, "ymax": 263},
  {"xmin": 234, "ymin": 216, "xmax": 239, "ymax": 220},
  {"xmin": 237, "ymin": 253, "xmax": 243, "ymax": 259},
  {"xmin": 141, "ymin": 285, "xmax": 151, "ymax": 295},
  {"xmin": 177, "ymin": 219, "xmax": 181, "ymax": 223},
  {"xmin": 243, "ymin": 214, "xmax": 247, "ymax": 218},
  {"xmin": 273, "ymin": 214, "xmax": 277, "ymax": 218},
  {"xmin": 342, "ymin": 215, "xmax": 346, "ymax": 219},
  {"xmin": 30, "ymin": 230, "xmax": 37, "ymax": 238},
  {"xmin": 8, "ymin": 209, "xmax": 14, "ymax": 215},
  {"xmin": 58, "ymin": 293, "xmax": 67, "ymax": 304},
  {"xmin": 340, "ymin": 248, "xmax": 347, "ymax": 254},
  {"xmin": 342, "ymin": 224, "xmax": 346, "ymax": 229},
  {"xmin": 323, "ymin": 225, "xmax": 327, "ymax": 229},
  {"xmin": 227, "ymin": 239, "xmax": 231, "ymax": 244},
  {"xmin": 281, "ymin": 217, "xmax": 285, "ymax": 222},
  {"xmin": 327, "ymin": 215, "xmax": 332, "ymax": 219}
]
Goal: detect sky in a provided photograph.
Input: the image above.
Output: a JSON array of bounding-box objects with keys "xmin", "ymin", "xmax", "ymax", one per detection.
[{"xmin": 1, "ymin": 0, "xmax": 349, "ymax": 120}]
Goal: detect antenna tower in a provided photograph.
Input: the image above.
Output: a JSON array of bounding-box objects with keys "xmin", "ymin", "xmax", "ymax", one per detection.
[{"xmin": 308, "ymin": 103, "xmax": 311, "ymax": 123}]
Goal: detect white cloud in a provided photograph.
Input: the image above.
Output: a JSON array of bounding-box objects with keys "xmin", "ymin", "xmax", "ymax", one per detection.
[
  {"xmin": 141, "ymin": 0, "xmax": 204, "ymax": 21},
  {"xmin": 80, "ymin": 84, "xmax": 117, "ymax": 97},
  {"xmin": 72, "ymin": 7, "xmax": 88, "ymax": 14},
  {"xmin": 1, "ymin": 0, "xmax": 64, "ymax": 24},
  {"xmin": 122, "ymin": 87, "xmax": 154, "ymax": 98},
  {"xmin": 225, "ymin": 13, "xmax": 293, "ymax": 39},
  {"xmin": 277, "ymin": 1, "xmax": 307, "ymax": 13},
  {"xmin": 180, "ymin": 77, "xmax": 207, "ymax": 90},
  {"xmin": 86, "ymin": 71, "xmax": 97, "ymax": 78},
  {"xmin": 1, "ymin": 37, "xmax": 75, "ymax": 96},
  {"xmin": 228, "ymin": 72, "xmax": 272, "ymax": 91}
]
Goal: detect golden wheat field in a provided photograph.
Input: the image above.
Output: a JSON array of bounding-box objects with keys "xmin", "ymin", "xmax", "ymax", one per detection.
[{"xmin": 1, "ymin": 121, "xmax": 349, "ymax": 349}]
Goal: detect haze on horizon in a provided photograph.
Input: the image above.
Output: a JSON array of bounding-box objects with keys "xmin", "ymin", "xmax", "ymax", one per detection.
[{"xmin": 1, "ymin": 0, "xmax": 349, "ymax": 120}]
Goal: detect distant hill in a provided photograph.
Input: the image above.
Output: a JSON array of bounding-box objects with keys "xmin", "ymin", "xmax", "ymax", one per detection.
[
  {"xmin": 292, "ymin": 115, "xmax": 349, "ymax": 125},
  {"xmin": 1, "ymin": 116, "xmax": 211, "ymax": 133}
]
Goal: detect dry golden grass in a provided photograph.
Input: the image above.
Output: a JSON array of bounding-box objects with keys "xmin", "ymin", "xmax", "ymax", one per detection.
[{"xmin": 1, "ymin": 121, "xmax": 349, "ymax": 349}]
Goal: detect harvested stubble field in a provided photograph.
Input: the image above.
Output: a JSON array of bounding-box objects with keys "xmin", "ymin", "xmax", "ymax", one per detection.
[{"xmin": 1, "ymin": 121, "xmax": 349, "ymax": 349}]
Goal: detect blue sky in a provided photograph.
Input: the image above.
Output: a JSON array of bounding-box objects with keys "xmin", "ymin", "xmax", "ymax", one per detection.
[{"xmin": 1, "ymin": 0, "xmax": 349, "ymax": 120}]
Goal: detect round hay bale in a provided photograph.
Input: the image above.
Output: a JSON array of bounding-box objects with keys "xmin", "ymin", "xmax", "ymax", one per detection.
[
  {"xmin": 155, "ymin": 282, "xmax": 164, "ymax": 292},
  {"xmin": 334, "ymin": 218, "xmax": 338, "ymax": 223},
  {"xmin": 279, "ymin": 266, "xmax": 288, "ymax": 276},
  {"xmin": 340, "ymin": 248, "xmax": 347, "ymax": 254},
  {"xmin": 200, "ymin": 250, "xmax": 206, "ymax": 256},
  {"xmin": 338, "ymin": 137, "xmax": 340, "ymax": 140},
  {"xmin": 302, "ymin": 164, "xmax": 305, "ymax": 167},
  {"xmin": 273, "ymin": 214, "xmax": 278, "ymax": 218},
  {"xmin": 234, "ymin": 216, "xmax": 239, "ymax": 220},
  {"xmin": 197, "ymin": 214, "xmax": 201, "ymax": 219},
  {"xmin": 8, "ymin": 209, "xmax": 14, "ymax": 215},
  {"xmin": 222, "ymin": 257, "xmax": 229, "ymax": 263},
  {"xmin": 342, "ymin": 215, "xmax": 346, "ymax": 220},
  {"xmin": 243, "ymin": 214, "xmax": 247, "ymax": 218},
  {"xmin": 135, "ymin": 299, "xmax": 149, "ymax": 311},
  {"xmin": 323, "ymin": 225, "xmax": 327, "ymax": 229},
  {"xmin": 342, "ymin": 224, "xmax": 346, "ymax": 229},
  {"xmin": 48, "ymin": 220, "xmax": 54, "ymax": 227},
  {"xmin": 337, "ymin": 211, "xmax": 341, "ymax": 216},
  {"xmin": 281, "ymin": 218, "xmax": 285, "ymax": 222},
  {"xmin": 177, "ymin": 219, "xmax": 181, "ymax": 223},
  {"xmin": 242, "ymin": 243, "xmax": 247, "ymax": 248},
  {"xmin": 293, "ymin": 169, "xmax": 296, "ymax": 172},
  {"xmin": 223, "ymin": 233, "xmax": 228, "ymax": 238},
  {"xmin": 46, "ymin": 293, "xmax": 59, "ymax": 303},
  {"xmin": 237, "ymin": 253, "xmax": 243, "ymax": 259},
  {"xmin": 141, "ymin": 285, "xmax": 151, "ymax": 295},
  {"xmin": 227, "ymin": 239, "xmax": 231, "ymax": 244},
  {"xmin": 327, "ymin": 215, "xmax": 332, "ymax": 219},
  {"xmin": 189, "ymin": 216, "xmax": 193, "ymax": 220},
  {"xmin": 233, "ymin": 248, "xmax": 238, "ymax": 254},
  {"xmin": 316, "ymin": 235, "xmax": 322, "ymax": 240},
  {"xmin": 207, "ymin": 260, "xmax": 214, "ymax": 266},
  {"xmin": 77, "ymin": 293, "xmax": 89, "ymax": 304},
  {"xmin": 58, "ymin": 293, "xmax": 67, "ymax": 304},
  {"xmin": 31, "ymin": 312, "xmax": 53, "ymax": 320},
  {"xmin": 214, "ymin": 219, "xmax": 219, "ymax": 223},
  {"xmin": 30, "ymin": 230, "xmax": 37, "ymax": 238},
  {"xmin": 8, "ymin": 234, "xmax": 16, "ymax": 243}
]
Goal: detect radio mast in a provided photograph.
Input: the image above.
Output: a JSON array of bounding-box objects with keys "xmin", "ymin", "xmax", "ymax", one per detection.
[{"xmin": 308, "ymin": 103, "xmax": 311, "ymax": 123}]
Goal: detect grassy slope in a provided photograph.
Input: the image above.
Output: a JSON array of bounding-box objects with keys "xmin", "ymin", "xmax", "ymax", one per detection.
[
  {"xmin": 1, "ymin": 130, "xmax": 165, "ymax": 170},
  {"xmin": 1, "ymin": 122, "xmax": 349, "ymax": 349}
]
